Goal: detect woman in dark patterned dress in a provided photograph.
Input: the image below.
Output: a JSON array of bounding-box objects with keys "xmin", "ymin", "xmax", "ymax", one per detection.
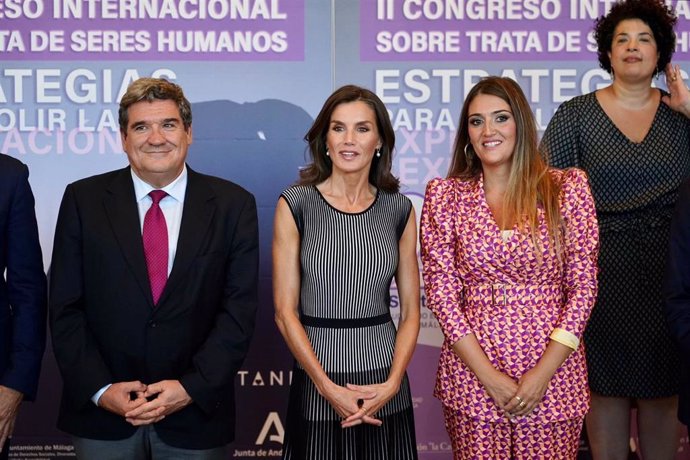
[
  {"xmin": 540, "ymin": 1, "xmax": 690, "ymax": 458},
  {"xmin": 272, "ymin": 85, "xmax": 419, "ymax": 459}
]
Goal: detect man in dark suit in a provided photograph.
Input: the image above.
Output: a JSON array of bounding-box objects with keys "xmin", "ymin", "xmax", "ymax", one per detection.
[
  {"xmin": 0, "ymin": 154, "xmax": 46, "ymax": 460},
  {"xmin": 665, "ymin": 177, "xmax": 690, "ymax": 428},
  {"xmin": 49, "ymin": 78, "xmax": 259, "ymax": 458}
]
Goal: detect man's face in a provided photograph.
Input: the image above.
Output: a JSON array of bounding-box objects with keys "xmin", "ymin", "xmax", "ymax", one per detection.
[{"xmin": 121, "ymin": 99, "xmax": 192, "ymax": 188}]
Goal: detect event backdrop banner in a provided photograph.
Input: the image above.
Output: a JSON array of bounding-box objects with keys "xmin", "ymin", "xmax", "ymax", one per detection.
[{"xmin": 1, "ymin": 0, "xmax": 689, "ymax": 458}]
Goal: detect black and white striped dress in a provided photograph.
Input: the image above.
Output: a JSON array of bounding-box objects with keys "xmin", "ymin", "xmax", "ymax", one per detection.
[{"xmin": 280, "ymin": 185, "xmax": 418, "ymax": 460}]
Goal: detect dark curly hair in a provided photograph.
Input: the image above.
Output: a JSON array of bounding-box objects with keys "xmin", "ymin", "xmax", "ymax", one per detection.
[{"xmin": 594, "ymin": 0, "xmax": 676, "ymax": 78}]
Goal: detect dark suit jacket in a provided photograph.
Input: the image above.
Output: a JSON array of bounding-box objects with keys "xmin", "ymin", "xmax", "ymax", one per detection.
[
  {"xmin": 0, "ymin": 154, "xmax": 46, "ymax": 401},
  {"xmin": 49, "ymin": 165, "xmax": 258, "ymax": 449},
  {"xmin": 664, "ymin": 177, "xmax": 690, "ymax": 425}
]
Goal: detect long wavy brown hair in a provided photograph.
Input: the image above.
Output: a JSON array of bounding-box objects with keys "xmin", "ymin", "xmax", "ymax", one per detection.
[
  {"xmin": 449, "ymin": 76, "xmax": 563, "ymax": 257},
  {"xmin": 299, "ymin": 85, "xmax": 399, "ymax": 193}
]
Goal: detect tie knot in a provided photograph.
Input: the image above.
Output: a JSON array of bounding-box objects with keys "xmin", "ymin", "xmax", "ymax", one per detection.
[{"xmin": 149, "ymin": 190, "xmax": 167, "ymax": 205}]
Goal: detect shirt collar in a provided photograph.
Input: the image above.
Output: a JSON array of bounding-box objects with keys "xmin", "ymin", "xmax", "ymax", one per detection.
[{"xmin": 131, "ymin": 165, "xmax": 187, "ymax": 203}]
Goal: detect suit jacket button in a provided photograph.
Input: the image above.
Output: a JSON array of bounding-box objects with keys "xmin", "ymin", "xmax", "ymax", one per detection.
[{"xmin": 149, "ymin": 321, "xmax": 157, "ymax": 328}]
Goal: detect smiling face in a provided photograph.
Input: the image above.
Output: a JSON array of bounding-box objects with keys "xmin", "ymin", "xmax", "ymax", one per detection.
[
  {"xmin": 121, "ymin": 99, "xmax": 192, "ymax": 188},
  {"xmin": 609, "ymin": 18, "xmax": 658, "ymax": 81},
  {"xmin": 325, "ymin": 100, "xmax": 382, "ymax": 177},
  {"xmin": 467, "ymin": 93, "xmax": 516, "ymax": 173}
]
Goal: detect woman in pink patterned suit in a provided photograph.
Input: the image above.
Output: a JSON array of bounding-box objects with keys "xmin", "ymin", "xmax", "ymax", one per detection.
[{"xmin": 420, "ymin": 76, "xmax": 599, "ymax": 459}]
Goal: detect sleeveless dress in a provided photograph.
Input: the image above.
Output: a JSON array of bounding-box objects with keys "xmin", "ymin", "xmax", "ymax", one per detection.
[
  {"xmin": 280, "ymin": 185, "xmax": 418, "ymax": 460},
  {"xmin": 541, "ymin": 91, "xmax": 690, "ymax": 397}
]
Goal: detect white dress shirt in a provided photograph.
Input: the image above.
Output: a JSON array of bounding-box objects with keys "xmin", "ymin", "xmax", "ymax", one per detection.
[
  {"xmin": 131, "ymin": 166, "xmax": 188, "ymax": 275},
  {"xmin": 92, "ymin": 166, "xmax": 188, "ymax": 405}
]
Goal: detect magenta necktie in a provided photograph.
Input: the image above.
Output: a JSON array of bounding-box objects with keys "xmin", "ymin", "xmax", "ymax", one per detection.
[{"xmin": 143, "ymin": 190, "xmax": 168, "ymax": 305}]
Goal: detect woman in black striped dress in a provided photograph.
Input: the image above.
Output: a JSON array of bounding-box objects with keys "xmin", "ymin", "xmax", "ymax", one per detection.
[{"xmin": 272, "ymin": 85, "xmax": 420, "ymax": 459}]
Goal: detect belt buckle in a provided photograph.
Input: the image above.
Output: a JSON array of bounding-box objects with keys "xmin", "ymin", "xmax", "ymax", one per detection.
[{"xmin": 492, "ymin": 283, "xmax": 507, "ymax": 306}]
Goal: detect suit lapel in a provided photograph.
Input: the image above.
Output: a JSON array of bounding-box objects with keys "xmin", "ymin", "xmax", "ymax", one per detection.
[
  {"xmin": 103, "ymin": 167, "xmax": 153, "ymax": 306},
  {"xmin": 157, "ymin": 167, "xmax": 216, "ymax": 306}
]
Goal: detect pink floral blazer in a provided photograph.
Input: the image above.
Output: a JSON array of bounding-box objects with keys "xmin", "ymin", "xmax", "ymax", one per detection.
[{"xmin": 420, "ymin": 168, "xmax": 599, "ymax": 423}]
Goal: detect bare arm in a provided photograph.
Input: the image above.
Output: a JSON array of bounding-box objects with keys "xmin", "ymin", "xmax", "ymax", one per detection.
[
  {"xmin": 662, "ymin": 63, "xmax": 690, "ymax": 118},
  {"xmin": 386, "ymin": 209, "xmax": 421, "ymax": 389},
  {"xmin": 272, "ymin": 198, "xmax": 376, "ymax": 424}
]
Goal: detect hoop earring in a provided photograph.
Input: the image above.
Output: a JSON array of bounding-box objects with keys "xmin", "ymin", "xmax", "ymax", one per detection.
[
  {"xmin": 375, "ymin": 148, "xmax": 381, "ymax": 158},
  {"xmin": 464, "ymin": 143, "xmax": 474, "ymax": 162}
]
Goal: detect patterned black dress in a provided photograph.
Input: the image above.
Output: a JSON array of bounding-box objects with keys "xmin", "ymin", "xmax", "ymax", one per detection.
[
  {"xmin": 279, "ymin": 185, "xmax": 418, "ymax": 460},
  {"xmin": 540, "ymin": 91, "xmax": 690, "ymax": 397}
]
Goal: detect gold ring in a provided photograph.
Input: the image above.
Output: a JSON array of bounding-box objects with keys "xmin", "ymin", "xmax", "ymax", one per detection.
[
  {"xmin": 514, "ymin": 395, "xmax": 523, "ymax": 404},
  {"xmin": 672, "ymin": 75, "xmax": 678, "ymax": 82},
  {"xmin": 518, "ymin": 400, "xmax": 527, "ymax": 409}
]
